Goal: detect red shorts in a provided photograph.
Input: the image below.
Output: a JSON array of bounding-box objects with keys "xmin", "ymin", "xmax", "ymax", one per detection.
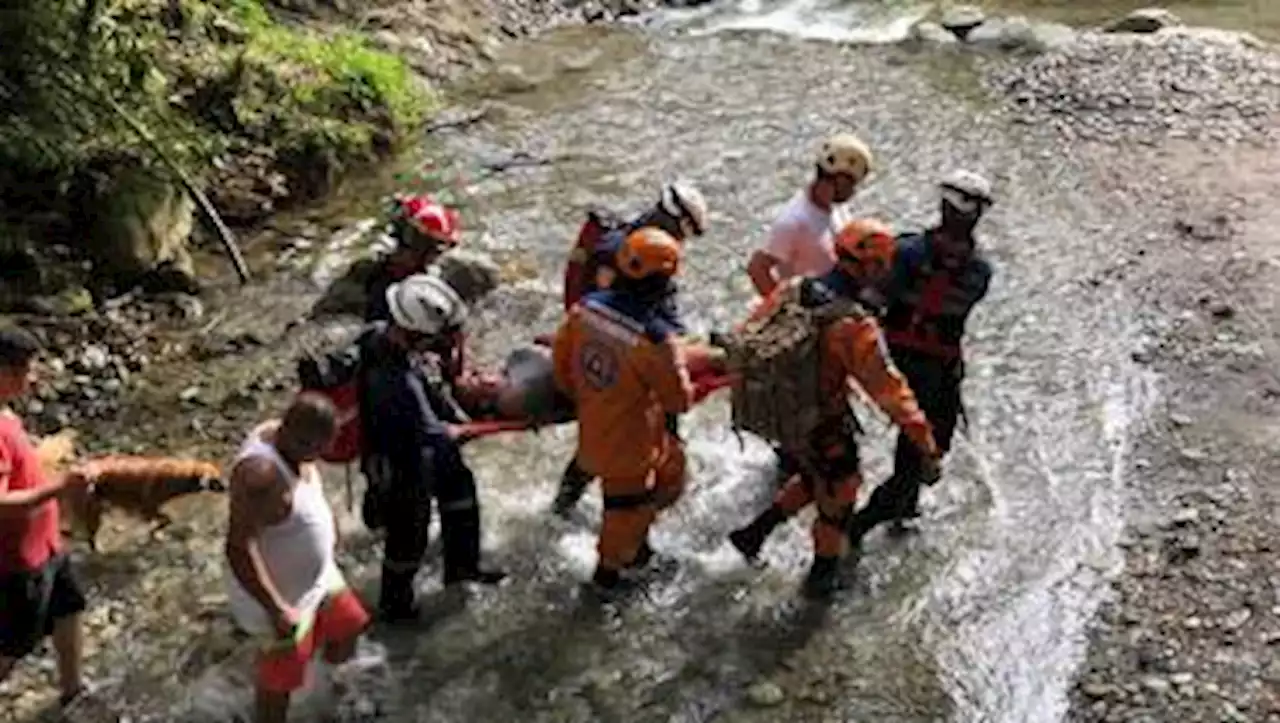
[{"xmin": 256, "ymin": 588, "xmax": 370, "ymax": 693}]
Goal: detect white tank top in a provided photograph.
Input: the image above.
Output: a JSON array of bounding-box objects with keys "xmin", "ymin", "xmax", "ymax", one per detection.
[{"xmin": 226, "ymin": 423, "xmax": 339, "ymax": 633}]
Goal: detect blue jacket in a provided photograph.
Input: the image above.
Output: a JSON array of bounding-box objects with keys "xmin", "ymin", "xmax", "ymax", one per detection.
[
  {"xmin": 357, "ymin": 324, "xmax": 466, "ymax": 491},
  {"xmin": 879, "ymin": 231, "xmax": 993, "ymax": 359}
]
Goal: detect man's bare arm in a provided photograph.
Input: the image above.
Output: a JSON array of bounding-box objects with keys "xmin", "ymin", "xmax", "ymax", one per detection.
[
  {"xmin": 747, "ymin": 250, "xmax": 782, "ymax": 297},
  {"xmin": 225, "ymin": 456, "xmax": 292, "ymax": 621},
  {"xmin": 0, "ymin": 468, "xmax": 83, "ymax": 519}
]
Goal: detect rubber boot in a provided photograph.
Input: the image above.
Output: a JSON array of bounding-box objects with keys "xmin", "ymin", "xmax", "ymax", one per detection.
[
  {"xmin": 553, "ymin": 457, "xmax": 593, "ymax": 516},
  {"xmin": 441, "ymin": 507, "xmax": 507, "ymax": 586},
  {"xmin": 377, "ymin": 567, "xmax": 420, "ymax": 623},
  {"xmin": 802, "ymin": 555, "xmax": 843, "ymax": 600},
  {"xmin": 729, "ymin": 506, "xmax": 786, "ymax": 562}
]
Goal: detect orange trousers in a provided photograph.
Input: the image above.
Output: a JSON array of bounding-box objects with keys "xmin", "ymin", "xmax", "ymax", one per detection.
[
  {"xmin": 596, "ymin": 440, "xmax": 686, "ymax": 572},
  {"xmin": 774, "ymin": 470, "xmax": 862, "ymax": 558}
]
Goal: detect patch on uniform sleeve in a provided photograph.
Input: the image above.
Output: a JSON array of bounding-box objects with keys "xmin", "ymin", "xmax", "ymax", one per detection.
[
  {"xmin": 569, "ymin": 248, "xmax": 589, "ymax": 264},
  {"xmin": 579, "ymin": 339, "xmax": 620, "ymax": 390}
]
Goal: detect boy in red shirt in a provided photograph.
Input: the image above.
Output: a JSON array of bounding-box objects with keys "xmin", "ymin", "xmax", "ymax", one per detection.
[{"xmin": 0, "ymin": 326, "xmax": 93, "ymax": 707}]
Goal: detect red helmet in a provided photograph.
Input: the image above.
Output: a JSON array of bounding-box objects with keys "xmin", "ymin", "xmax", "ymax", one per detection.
[{"xmin": 392, "ymin": 194, "xmax": 461, "ymax": 250}]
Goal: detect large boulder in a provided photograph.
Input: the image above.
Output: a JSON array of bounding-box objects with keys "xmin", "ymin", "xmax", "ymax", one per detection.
[
  {"xmin": 88, "ymin": 167, "xmax": 198, "ymax": 291},
  {"xmin": 1104, "ymin": 7, "xmax": 1182, "ymax": 34},
  {"xmin": 434, "ymin": 249, "xmax": 501, "ymax": 307}
]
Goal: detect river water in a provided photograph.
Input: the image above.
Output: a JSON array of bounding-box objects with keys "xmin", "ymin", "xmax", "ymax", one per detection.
[{"xmin": 31, "ymin": 2, "xmax": 1247, "ymax": 721}]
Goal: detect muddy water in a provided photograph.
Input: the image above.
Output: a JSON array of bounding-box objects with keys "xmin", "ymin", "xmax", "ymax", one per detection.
[{"xmin": 112, "ymin": 19, "xmax": 1173, "ymax": 722}]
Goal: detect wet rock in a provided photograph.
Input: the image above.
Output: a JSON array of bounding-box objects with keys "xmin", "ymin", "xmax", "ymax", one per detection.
[
  {"xmin": 909, "ymin": 21, "xmax": 958, "ymax": 45},
  {"xmin": 1083, "ymin": 682, "xmax": 1117, "ymax": 699},
  {"xmin": 966, "ymin": 16, "xmax": 1075, "ymax": 54},
  {"xmin": 1208, "ymin": 302, "xmax": 1235, "ymax": 320},
  {"xmin": 84, "ymin": 165, "xmax": 198, "ymax": 289},
  {"xmin": 492, "ymin": 64, "xmax": 537, "ymax": 93},
  {"xmin": 1166, "ymin": 535, "xmax": 1201, "ymax": 563},
  {"xmin": 939, "ymin": 5, "xmax": 985, "ymax": 40},
  {"xmin": 1178, "ymin": 447, "xmax": 1207, "ymax": 463},
  {"xmin": 76, "ymin": 345, "xmax": 111, "ymax": 372},
  {"xmin": 1141, "ymin": 675, "xmax": 1171, "ymax": 694},
  {"xmin": 1104, "ymin": 8, "xmax": 1182, "ymax": 34},
  {"xmin": 1222, "ymin": 608, "xmax": 1252, "ymax": 631},
  {"xmin": 1169, "ymin": 507, "xmax": 1200, "ymax": 527},
  {"xmin": 745, "ymin": 681, "xmax": 785, "ymax": 707},
  {"xmin": 434, "ymin": 249, "xmax": 502, "ymax": 305}
]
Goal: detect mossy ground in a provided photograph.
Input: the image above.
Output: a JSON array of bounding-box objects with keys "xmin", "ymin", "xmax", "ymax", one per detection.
[{"xmin": 0, "ymin": 0, "xmax": 434, "ymax": 229}]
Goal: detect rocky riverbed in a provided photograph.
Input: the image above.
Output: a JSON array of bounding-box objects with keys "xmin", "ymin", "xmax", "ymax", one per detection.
[
  {"xmin": 1058, "ymin": 142, "xmax": 1280, "ymax": 723},
  {"xmin": 2, "ymin": 4, "xmax": 1280, "ymax": 722}
]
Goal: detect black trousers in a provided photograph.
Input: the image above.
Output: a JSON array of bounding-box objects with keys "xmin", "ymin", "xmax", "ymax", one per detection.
[
  {"xmin": 852, "ymin": 350, "xmax": 962, "ymax": 535},
  {"xmin": 377, "ymin": 439, "xmax": 482, "ymax": 613}
]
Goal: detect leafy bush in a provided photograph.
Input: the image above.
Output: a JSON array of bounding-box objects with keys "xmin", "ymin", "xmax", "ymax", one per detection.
[{"xmin": 0, "ymin": 0, "xmax": 431, "ymax": 223}]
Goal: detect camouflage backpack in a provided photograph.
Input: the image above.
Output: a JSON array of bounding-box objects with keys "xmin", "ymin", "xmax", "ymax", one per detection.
[{"xmin": 720, "ymin": 278, "xmax": 867, "ymax": 454}]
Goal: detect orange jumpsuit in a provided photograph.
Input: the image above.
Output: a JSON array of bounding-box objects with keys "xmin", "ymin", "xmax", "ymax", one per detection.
[
  {"xmin": 770, "ymin": 313, "xmax": 939, "ymax": 560},
  {"xmin": 552, "ymin": 293, "xmax": 695, "ymax": 572}
]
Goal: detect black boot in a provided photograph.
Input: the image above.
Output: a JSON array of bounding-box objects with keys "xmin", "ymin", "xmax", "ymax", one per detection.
[
  {"xmin": 729, "ymin": 506, "xmax": 786, "ymax": 562},
  {"xmin": 553, "ymin": 457, "xmax": 593, "ymax": 516},
  {"xmin": 802, "ymin": 556, "xmax": 843, "ymax": 599},
  {"xmin": 441, "ymin": 506, "xmax": 507, "ymax": 586},
  {"xmin": 630, "ymin": 539, "xmax": 655, "ymax": 569},
  {"xmin": 591, "ymin": 566, "xmax": 622, "ymax": 590},
  {"xmin": 846, "ymin": 510, "xmax": 875, "ymax": 551},
  {"xmin": 361, "ymin": 483, "xmax": 387, "ymax": 531},
  {"xmin": 773, "ymin": 447, "xmax": 801, "ymax": 487},
  {"xmin": 377, "ymin": 567, "xmax": 420, "ymax": 623}
]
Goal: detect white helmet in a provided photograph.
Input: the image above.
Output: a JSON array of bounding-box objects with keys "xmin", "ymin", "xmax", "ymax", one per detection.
[
  {"xmin": 939, "ymin": 170, "xmax": 994, "ymax": 214},
  {"xmin": 385, "ymin": 274, "xmax": 467, "ymax": 336},
  {"xmin": 816, "ymin": 133, "xmax": 874, "ymax": 182},
  {"xmin": 658, "ymin": 180, "xmax": 708, "ymax": 237}
]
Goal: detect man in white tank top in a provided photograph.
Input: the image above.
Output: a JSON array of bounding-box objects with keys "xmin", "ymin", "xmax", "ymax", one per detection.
[
  {"xmin": 224, "ymin": 393, "xmax": 370, "ymax": 723},
  {"xmin": 747, "ymin": 133, "xmax": 874, "ymax": 297}
]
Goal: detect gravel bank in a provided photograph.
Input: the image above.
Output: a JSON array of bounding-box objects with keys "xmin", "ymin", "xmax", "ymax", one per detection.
[
  {"xmin": 1059, "ymin": 141, "xmax": 1280, "ymax": 720},
  {"xmin": 983, "ymin": 30, "xmax": 1280, "ymax": 144},
  {"xmin": 953, "ymin": 22, "xmax": 1280, "ymax": 720}
]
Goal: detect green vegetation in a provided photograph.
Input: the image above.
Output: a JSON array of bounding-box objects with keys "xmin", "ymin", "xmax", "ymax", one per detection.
[{"xmin": 0, "ymin": 0, "xmax": 433, "ymax": 226}]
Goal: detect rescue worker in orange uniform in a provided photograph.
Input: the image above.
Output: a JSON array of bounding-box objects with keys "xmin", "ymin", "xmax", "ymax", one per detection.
[
  {"xmin": 553, "ymin": 182, "xmax": 708, "ymax": 517},
  {"xmin": 727, "ymin": 219, "xmax": 942, "ymax": 598},
  {"xmin": 552, "ymin": 228, "xmax": 695, "ymax": 591}
]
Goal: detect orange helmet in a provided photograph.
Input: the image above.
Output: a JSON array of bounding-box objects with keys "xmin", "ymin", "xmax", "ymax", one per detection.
[
  {"xmin": 615, "ymin": 227, "xmax": 682, "ymax": 281},
  {"xmin": 834, "ymin": 218, "xmax": 895, "ymax": 275}
]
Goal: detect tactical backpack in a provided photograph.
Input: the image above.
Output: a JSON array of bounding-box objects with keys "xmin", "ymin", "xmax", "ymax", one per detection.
[{"xmin": 719, "ymin": 278, "xmax": 867, "ymax": 455}]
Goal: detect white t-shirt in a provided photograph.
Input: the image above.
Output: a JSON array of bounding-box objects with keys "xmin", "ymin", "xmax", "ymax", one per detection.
[{"xmin": 762, "ymin": 191, "xmax": 836, "ymax": 280}]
